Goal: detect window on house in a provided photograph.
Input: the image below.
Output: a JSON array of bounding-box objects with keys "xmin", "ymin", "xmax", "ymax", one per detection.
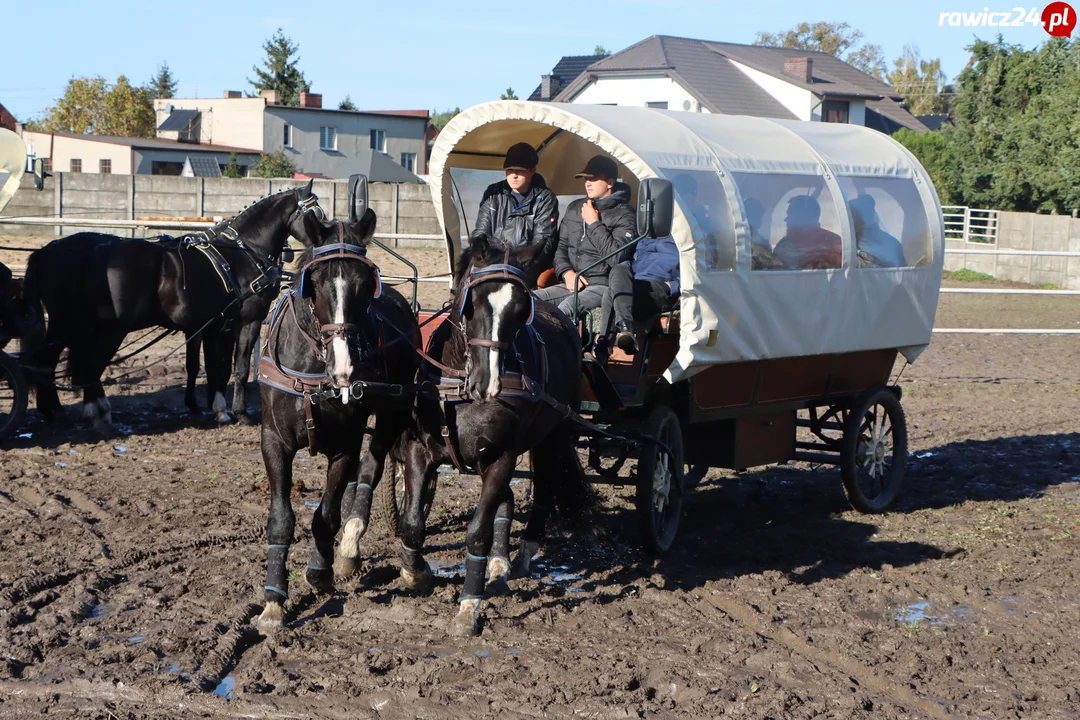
[
  {"xmin": 283, "ymin": 123, "xmax": 292, "ymax": 147},
  {"xmin": 646, "ymin": 101, "xmax": 668, "ymax": 109},
  {"xmin": 99, "ymin": 159, "xmax": 111, "ymax": 174},
  {"xmin": 43, "ymin": 158, "xmax": 52, "ymax": 174},
  {"xmin": 822, "ymin": 99, "xmax": 850, "ymax": 123},
  {"xmin": 400, "ymin": 152, "xmax": 416, "ymax": 172},
  {"xmin": 151, "ymin": 161, "xmax": 184, "ymax": 176},
  {"xmin": 319, "ymin": 126, "xmax": 337, "ymax": 151},
  {"xmin": 70, "ymin": 159, "xmax": 82, "ymax": 173},
  {"xmin": 370, "ymin": 129, "xmax": 386, "ymax": 153}
]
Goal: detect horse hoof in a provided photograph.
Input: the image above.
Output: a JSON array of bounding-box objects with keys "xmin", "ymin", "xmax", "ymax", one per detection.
[
  {"xmin": 512, "ymin": 541, "xmax": 540, "ymax": 579},
  {"xmin": 305, "ymin": 567, "xmax": 335, "ymax": 594},
  {"xmin": 234, "ymin": 412, "xmax": 256, "ymax": 426},
  {"xmin": 486, "ymin": 557, "xmax": 511, "ymax": 596},
  {"xmin": 399, "ymin": 563, "xmax": 433, "ymax": 594},
  {"xmin": 447, "ymin": 599, "xmax": 481, "ymax": 637},
  {"xmin": 332, "ymin": 555, "xmax": 358, "ymax": 578},
  {"xmin": 215, "ymin": 411, "xmax": 233, "ymax": 425},
  {"xmin": 256, "ymin": 602, "xmax": 284, "ymax": 633}
]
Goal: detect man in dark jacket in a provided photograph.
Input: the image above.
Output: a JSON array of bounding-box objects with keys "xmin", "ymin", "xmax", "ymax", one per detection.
[
  {"xmin": 534, "ymin": 155, "xmax": 636, "ymax": 319},
  {"xmin": 472, "ymin": 142, "xmax": 558, "ymax": 269}
]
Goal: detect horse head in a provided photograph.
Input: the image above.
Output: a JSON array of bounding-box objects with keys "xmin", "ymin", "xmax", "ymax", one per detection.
[
  {"xmin": 296, "ymin": 208, "xmax": 383, "ymax": 392},
  {"xmin": 284, "ymin": 179, "xmax": 328, "ymax": 249},
  {"xmin": 453, "ymin": 234, "xmax": 542, "ymax": 402}
]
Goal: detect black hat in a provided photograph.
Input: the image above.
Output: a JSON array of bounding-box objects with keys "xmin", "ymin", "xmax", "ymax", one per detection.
[
  {"xmin": 575, "ymin": 155, "xmax": 618, "ymax": 180},
  {"xmin": 503, "ymin": 142, "xmax": 539, "ymax": 169}
]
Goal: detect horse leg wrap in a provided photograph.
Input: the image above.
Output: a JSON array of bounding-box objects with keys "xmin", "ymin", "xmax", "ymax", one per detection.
[
  {"xmin": 345, "ymin": 482, "xmax": 373, "ymax": 522},
  {"xmin": 400, "ymin": 542, "xmax": 424, "ymax": 572},
  {"xmin": 340, "ymin": 481, "xmax": 358, "ymax": 520},
  {"xmin": 461, "ymin": 553, "xmax": 488, "ymax": 601},
  {"xmin": 264, "ymin": 544, "xmax": 290, "ymax": 602},
  {"xmin": 308, "ymin": 540, "xmax": 334, "ymax": 572}
]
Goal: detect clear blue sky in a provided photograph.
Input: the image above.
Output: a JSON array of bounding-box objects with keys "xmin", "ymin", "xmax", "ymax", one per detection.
[{"xmin": 3, "ymin": 0, "xmax": 1059, "ymax": 122}]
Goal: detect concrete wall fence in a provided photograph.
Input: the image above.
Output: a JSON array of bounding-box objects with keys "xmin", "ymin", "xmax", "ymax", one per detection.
[
  {"xmin": 2, "ymin": 172, "xmax": 443, "ymax": 248},
  {"xmin": 944, "ymin": 211, "xmax": 1080, "ymax": 289}
]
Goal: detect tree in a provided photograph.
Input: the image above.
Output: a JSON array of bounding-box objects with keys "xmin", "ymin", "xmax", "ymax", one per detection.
[
  {"xmin": 943, "ymin": 36, "xmax": 1080, "ymax": 213},
  {"xmin": 250, "ymin": 150, "xmax": 296, "ymax": 178},
  {"xmin": 886, "ymin": 45, "xmax": 949, "ymax": 115},
  {"xmin": 222, "ymin": 152, "xmax": 246, "ymax": 178},
  {"xmin": 594, "ymin": 45, "xmax": 608, "ymax": 55},
  {"xmin": 248, "ymin": 28, "xmax": 311, "ymax": 106},
  {"xmin": 430, "ymin": 107, "xmax": 461, "ymax": 131},
  {"xmin": 147, "ymin": 62, "xmax": 177, "ymax": 99},
  {"xmin": 892, "ymin": 129, "xmax": 956, "ymax": 204},
  {"xmin": 35, "ymin": 75, "xmax": 155, "ymax": 138},
  {"xmin": 754, "ymin": 21, "xmax": 886, "ymax": 80},
  {"xmin": 338, "ymin": 95, "xmax": 357, "ymax": 111},
  {"xmin": 500, "ymin": 88, "xmax": 518, "ymax": 100}
]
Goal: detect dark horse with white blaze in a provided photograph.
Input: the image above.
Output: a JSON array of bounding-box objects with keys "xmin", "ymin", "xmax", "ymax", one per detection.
[
  {"xmin": 21, "ymin": 183, "xmax": 324, "ymax": 432},
  {"xmin": 396, "ymin": 235, "xmax": 592, "ymax": 637},
  {"xmin": 255, "ymin": 208, "xmax": 421, "ymax": 631}
]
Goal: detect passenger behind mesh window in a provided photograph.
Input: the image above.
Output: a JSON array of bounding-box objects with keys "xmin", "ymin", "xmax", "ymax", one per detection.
[
  {"xmin": 772, "ymin": 195, "xmax": 842, "ymax": 270},
  {"xmin": 850, "ymin": 193, "xmax": 905, "ymax": 268},
  {"xmin": 745, "ymin": 197, "xmax": 783, "ymax": 270}
]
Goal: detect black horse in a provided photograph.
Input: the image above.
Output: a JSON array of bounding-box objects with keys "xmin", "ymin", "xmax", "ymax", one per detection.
[
  {"xmin": 396, "ymin": 235, "xmax": 592, "ymax": 637},
  {"xmin": 255, "ymin": 208, "xmax": 420, "ymax": 631},
  {"xmin": 21, "ymin": 183, "xmax": 324, "ymax": 433}
]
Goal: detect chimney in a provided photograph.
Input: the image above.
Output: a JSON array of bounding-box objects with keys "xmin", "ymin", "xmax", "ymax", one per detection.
[
  {"xmin": 260, "ymin": 89, "xmax": 280, "ymax": 105},
  {"xmin": 299, "ymin": 92, "xmax": 322, "ymax": 109},
  {"xmin": 540, "ymin": 75, "xmax": 560, "ymax": 101},
  {"xmin": 223, "ymin": 90, "xmax": 242, "ymax": 99},
  {"xmin": 784, "ymin": 57, "xmax": 813, "ymax": 83}
]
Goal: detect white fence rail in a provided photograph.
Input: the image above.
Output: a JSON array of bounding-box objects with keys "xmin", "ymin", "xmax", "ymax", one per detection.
[{"xmin": 942, "ymin": 205, "xmax": 999, "ymax": 244}]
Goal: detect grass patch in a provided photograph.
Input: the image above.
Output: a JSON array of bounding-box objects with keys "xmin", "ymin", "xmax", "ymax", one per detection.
[
  {"xmin": 945, "ymin": 268, "xmax": 996, "ymax": 282},
  {"xmin": 1039, "ymin": 282, "xmax": 1058, "ymax": 289}
]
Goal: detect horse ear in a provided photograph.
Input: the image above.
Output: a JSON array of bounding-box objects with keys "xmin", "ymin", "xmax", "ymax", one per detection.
[
  {"xmin": 469, "ymin": 232, "xmax": 491, "ymax": 265},
  {"xmin": 351, "ymin": 208, "xmax": 377, "ymax": 246},
  {"xmin": 513, "ymin": 243, "xmax": 544, "ymax": 286},
  {"xmin": 303, "ymin": 178, "xmax": 314, "ymax": 197}
]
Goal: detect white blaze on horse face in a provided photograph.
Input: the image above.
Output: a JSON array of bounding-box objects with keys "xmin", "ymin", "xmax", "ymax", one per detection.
[
  {"xmin": 330, "ymin": 273, "xmax": 353, "ymax": 389},
  {"xmin": 485, "ymin": 285, "xmax": 514, "ymax": 399}
]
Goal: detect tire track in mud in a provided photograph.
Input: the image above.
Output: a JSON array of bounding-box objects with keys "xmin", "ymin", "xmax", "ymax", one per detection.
[{"xmin": 700, "ymin": 593, "xmax": 951, "ymax": 720}]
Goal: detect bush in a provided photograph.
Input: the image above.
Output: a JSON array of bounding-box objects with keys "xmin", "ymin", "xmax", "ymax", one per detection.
[{"xmin": 250, "ymin": 150, "xmax": 295, "ymax": 178}]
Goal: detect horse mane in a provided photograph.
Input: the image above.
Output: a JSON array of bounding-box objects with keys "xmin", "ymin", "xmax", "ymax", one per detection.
[{"xmin": 210, "ymin": 185, "xmax": 303, "ymax": 235}]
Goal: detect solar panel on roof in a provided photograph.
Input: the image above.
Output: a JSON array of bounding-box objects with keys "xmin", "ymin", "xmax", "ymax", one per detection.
[
  {"xmin": 157, "ymin": 109, "xmax": 199, "ymax": 132},
  {"xmin": 185, "ymin": 155, "xmax": 222, "ymax": 177}
]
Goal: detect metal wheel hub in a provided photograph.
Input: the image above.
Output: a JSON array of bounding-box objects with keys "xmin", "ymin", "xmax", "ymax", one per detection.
[
  {"xmin": 653, "ymin": 454, "xmax": 672, "ymax": 515},
  {"xmin": 857, "ymin": 407, "xmax": 892, "ymax": 479}
]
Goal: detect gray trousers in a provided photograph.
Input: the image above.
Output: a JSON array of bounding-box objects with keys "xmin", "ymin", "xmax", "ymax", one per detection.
[{"xmin": 533, "ymin": 284, "xmax": 606, "ymax": 321}]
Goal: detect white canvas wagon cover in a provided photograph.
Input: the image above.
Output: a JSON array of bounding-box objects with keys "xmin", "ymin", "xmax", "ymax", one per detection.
[{"xmin": 428, "ymin": 101, "xmax": 944, "ymax": 382}]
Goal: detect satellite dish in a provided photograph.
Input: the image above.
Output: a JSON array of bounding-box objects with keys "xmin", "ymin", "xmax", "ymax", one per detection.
[{"xmin": 0, "ymin": 129, "xmax": 27, "ymax": 216}]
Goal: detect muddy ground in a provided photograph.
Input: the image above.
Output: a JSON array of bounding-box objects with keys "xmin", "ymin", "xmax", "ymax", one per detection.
[{"xmin": 1, "ymin": 247, "xmax": 1079, "ymax": 718}]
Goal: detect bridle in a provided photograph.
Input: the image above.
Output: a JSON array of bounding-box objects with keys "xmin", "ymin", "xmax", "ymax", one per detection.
[
  {"xmin": 453, "ymin": 244, "xmax": 535, "ymax": 355},
  {"xmin": 292, "ymin": 223, "xmax": 383, "ymax": 362}
]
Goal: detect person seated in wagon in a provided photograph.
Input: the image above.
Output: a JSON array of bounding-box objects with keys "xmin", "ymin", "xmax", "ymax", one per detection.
[
  {"xmin": 471, "ymin": 142, "xmax": 559, "ymax": 271},
  {"xmin": 772, "ymin": 195, "xmax": 842, "ymax": 270},
  {"xmin": 849, "ymin": 193, "xmax": 905, "ymax": 268},
  {"xmin": 533, "ymin": 154, "xmax": 636, "ymax": 319},
  {"xmin": 593, "ymin": 231, "xmax": 680, "ymax": 363}
]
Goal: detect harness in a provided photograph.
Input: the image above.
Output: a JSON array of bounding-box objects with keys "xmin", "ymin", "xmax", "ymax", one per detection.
[{"xmin": 256, "ymin": 229, "xmax": 397, "ymax": 454}]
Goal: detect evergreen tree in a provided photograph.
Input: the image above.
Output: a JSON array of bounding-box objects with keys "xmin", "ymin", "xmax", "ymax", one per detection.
[
  {"xmin": 147, "ymin": 62, "xmax": 177, "ymax": 99},
  {"xmin": 500, "ymin": 88, "xmax": 518, "ymax": 100},
  {"xmin": 222, "ymin": 152, "xmax": 246, "ymax": 178},
  {"xmin": 248, "ymin": 29, "xmax": 311, "ymax": 106},
  {"xmin": 338, "ymin": 95, "xmax": 357, "ymax": 111},
  {"xmin": 594, "ymin": 45, "xmax": 608, "ymax": 55}
]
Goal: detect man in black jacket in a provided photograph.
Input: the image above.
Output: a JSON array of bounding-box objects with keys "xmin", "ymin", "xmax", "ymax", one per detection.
[
  {"xmin": 471, "ymin": 142, "xmax": 558, "ymax": 269},
  {"xmin": 534, "ymin": 155, "xmax": 636, "ymax": 319}
]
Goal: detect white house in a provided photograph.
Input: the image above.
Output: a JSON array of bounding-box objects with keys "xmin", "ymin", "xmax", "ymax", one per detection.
[{"xmin": 531, "ymin": 36, "xmax": 928, "ymax": 134}]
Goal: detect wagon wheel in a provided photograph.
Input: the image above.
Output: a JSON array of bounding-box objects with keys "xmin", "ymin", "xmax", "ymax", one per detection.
[
  {"xmin": 635, "ymin": 406, "xmax": 685, "ymax": 553},
  {"xmin": 841, "ymin": 388, "xmax": 907, "ymax": 513},
  {"xmin": 0, "ymin": 351, "xmax": 28, "ymax": 442},
  {"xmin": 373, "ymin": 458, "xmax": 438, "ymax": 537}
]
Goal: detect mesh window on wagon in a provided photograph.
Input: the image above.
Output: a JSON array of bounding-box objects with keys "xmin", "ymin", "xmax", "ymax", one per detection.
[
  {"xmin": 837, "ymin": 177, "xmax": 932, "ymax": 268},
  {"xmin": 731, "ymin": 173, "xmax": 843, "ymax": 271},
  {"xmin": 656, "ymin": 168, "xmax": 735, "ymax": 271}
]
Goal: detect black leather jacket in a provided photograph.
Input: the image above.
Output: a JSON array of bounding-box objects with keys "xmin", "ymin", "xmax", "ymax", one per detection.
[
  {"xmin": 472, "ymin": 174, "xmax": 558, "ymax": 265},
  {"xmin": 553, "ymin": 183, "xmax": 637, "ymax": 286}
]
